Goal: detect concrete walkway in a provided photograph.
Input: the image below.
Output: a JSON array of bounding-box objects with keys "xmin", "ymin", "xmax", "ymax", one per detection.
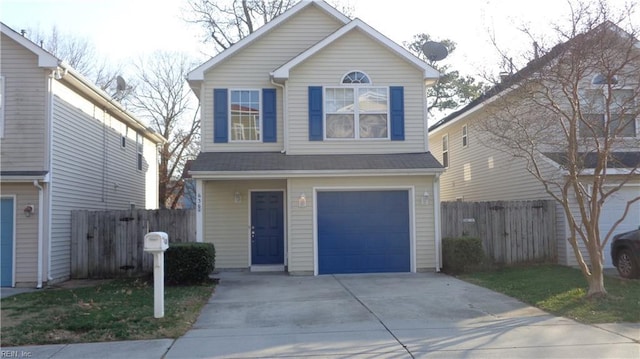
[{"xmin": 2, "ymin": 272, "xmax": 639, "ymax": 358}]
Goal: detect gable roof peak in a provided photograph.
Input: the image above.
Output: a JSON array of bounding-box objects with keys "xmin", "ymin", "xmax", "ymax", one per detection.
[{"xmin": 186, "ymin": 0, "xmax": 350, "ymax": 90}]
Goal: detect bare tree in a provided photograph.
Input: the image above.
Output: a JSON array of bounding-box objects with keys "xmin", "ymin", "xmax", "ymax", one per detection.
[
  {"xmin": 25, "ymin": 26, "xmax": 128, "ymax": 98},
  {"xmin": 477, "ymin": 0, "xmax": 640, "ymax": 297},
  {"xmin": 183, "ymin": 0, "xmax": 352, "ymax": 53},
  {"xmin": 129, "ymin": 51, "xmax": 200, "ymax": 209},
  {"xmin": 405, "ymin": 34, "xmax": 486, "ymax": 115}
]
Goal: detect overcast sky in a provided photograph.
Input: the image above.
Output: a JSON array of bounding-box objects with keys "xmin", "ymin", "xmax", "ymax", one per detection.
[{"xmin": 1, "ymin": 0, "xmax": 637, "ymax": 80}]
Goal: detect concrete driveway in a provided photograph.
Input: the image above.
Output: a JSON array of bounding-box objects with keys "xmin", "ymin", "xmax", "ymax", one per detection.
[{"xmin": 166, "ymin": 272, "xmax": 639, "ymax": 358}]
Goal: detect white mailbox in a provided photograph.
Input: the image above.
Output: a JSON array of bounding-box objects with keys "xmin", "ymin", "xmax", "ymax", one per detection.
[{"xmin": 144, "ymin": 232, "xmax": 169, "ymax": 252}]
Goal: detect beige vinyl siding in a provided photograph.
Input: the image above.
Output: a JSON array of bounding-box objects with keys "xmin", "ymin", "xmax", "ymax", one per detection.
[
  {"xmin": 0, "ymin": 183, "xmax": 40, "ymax": 286},
  {"xmin": 201, "ymin": 5, "xmax": 343, "ymax": 152},
  {"xmin": 48, "ymin": 86, "xmax": 153, "ymax": 280},
  {"xmin": 287, "ymin": 176, "xmax": 436, "ymax": 274},
  {"xmin": 0, "ymin": 34, "xmax": 48, "ymax": 171},
  {"xmin": 203, "ymin": 180, "xmax": 287, "ymax": 269},
  {"xmin": 287, "ymin": 30, "xmax": 427, "ymax": 155}
]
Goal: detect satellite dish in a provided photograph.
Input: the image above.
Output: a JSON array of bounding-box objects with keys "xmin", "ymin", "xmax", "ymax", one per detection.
[
  {"xmin": 116, "ymin": 76, "xmax": 127, "ymax": 92},
  {"xmin": 421, "ymin": 41, "xmax": 449, "ymax": 62}
]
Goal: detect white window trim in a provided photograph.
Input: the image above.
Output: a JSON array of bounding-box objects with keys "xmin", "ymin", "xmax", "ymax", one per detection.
[
  {"xmin": 462, "ymin": 124, "xmax": 468, "ymax": 148},
  {"xmin": 323, "ymin": 86, "xmax": 390, "ymax": 141},
  {"xmin": 442, "ymin": 134, "xmax": 449, "ymax": 168},
  {"xmin": 0, "ymin": 76, "xmax": 4, "ymax": 138},
  {"xmin": 229, "ymin": 88, "xmax": 262, "ymax": 143}
]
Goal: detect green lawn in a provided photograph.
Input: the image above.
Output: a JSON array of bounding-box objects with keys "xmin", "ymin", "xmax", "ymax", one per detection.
[
  {"xmin": 1, "ymin": 278, "xmax": 215, "ymax": 346},
  {"xmin": 460, "ymin": 265, "xmax": 640, "ymax": 323}
]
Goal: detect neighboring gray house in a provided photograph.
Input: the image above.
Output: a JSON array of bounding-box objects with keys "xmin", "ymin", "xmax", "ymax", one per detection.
[
  {"xmin": 428, "ymin": 23, "xmax": 640, "ymax": 268},
  {"xmin": 0, "ymin": 23, "xmax": 164, "ymax": 287},
  {"xmin": 187, "ymin": 0, "xmax": 444, "ymax": 275}
]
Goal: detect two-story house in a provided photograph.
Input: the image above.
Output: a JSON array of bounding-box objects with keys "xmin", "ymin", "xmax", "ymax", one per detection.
[
  {"xmin": 428, "ymin": 23, "xmax": 640, "ymax": 269},
  {"xmin": 0, "ymin": 23, "xmax": 164, "ymax": 287},
  {"xmin": 187, "ymin": 0, "xmax": 444, "ymax": 275}
]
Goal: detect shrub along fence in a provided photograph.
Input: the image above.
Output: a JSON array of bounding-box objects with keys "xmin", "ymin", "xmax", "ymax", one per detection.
[
  {"xmin": 441, "ymin": 200, "xmax": 556, "ymax": 264},
  {"xmin": 71, "ymin": 209, "xmax": 196, "ymax": 278}
]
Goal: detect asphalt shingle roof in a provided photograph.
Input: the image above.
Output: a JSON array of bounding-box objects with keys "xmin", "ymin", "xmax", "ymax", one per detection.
[{"xmin": 189, "ymin": 152, "xmax": 443, "ymax": 173}]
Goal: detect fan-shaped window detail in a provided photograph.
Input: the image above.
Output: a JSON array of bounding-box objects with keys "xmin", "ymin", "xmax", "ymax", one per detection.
[
  {"xmin": 592, "ymin": 74, "xmax": 618, "ymax": 85},
  {"xmin": 342, "ymin": 71, "xmax": 371, "ymax": 84}
]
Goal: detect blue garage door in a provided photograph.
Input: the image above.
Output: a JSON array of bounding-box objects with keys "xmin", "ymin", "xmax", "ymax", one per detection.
[
  {"xmin": 317, "ymin": 191, "xmax": 410, "ymax": 274},
  {"xmin": 1, "ymin": 198, "xmax": 14, "ymax": 286}
]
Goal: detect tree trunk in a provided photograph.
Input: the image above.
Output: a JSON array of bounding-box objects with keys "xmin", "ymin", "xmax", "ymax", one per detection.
[{"xmin": 586, "ymin": 263, "xmax": 607, "ymax": 298}]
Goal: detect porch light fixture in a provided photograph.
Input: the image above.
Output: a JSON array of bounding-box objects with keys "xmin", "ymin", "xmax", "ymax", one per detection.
[
  {"xmin": 24, "ymin": 204, "xmax": 34, "ymax": 217},
  {"xmin": 234, "ymin": 191, "xmax": 242, "ymax": 204},
  {"xmin": 421, "ymin": 191, "xmax": 430, "ymax": 205},
  {"xmin": 298, "ymin": 193, "xmax": 307, "ymax": 208}
]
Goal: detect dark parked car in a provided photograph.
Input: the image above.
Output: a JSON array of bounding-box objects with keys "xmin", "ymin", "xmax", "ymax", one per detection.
[{"xmin": 610, "ymin": 228, "xmax": 640, "ymax": 279}]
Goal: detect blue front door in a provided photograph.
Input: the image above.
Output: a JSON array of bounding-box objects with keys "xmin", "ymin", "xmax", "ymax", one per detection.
[
  {"xmin": 251, "ymin": 192, "xmax": 284, "ymax": 265},
  {"xmin": 1, "ymin": 198, "xmax": 15, "ymax": 286},
  {"xmin": 317, "ymin": 191, "xmax": 410, "ymax": 274}
]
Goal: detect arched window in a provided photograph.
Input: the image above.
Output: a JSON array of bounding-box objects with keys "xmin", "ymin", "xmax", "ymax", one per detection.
[
  {"xmin": 342, "ymin": 71, "xmax": 370, "ymax": 84},
  {"xmin": 592, "ymin": 74, "xmax": 618, "ymax": 85}
]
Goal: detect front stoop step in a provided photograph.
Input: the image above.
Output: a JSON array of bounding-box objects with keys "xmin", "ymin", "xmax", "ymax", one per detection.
[{"xmin": 250, "ymin": 265, "xmax": 285, "ymax": 272}]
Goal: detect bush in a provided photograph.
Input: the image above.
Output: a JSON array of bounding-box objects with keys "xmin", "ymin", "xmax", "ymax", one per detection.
[
  {"xmin": 442, "ymin": 237, "xmax": 484, "ymax": 274},
  {"xmin": 165, "ymin": 242, "xmax": 215, "ymax": 285}
]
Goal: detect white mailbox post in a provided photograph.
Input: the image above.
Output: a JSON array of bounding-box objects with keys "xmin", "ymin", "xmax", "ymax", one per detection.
[{"xmin": 144, "ymin": 232, "xmax": 169, "ymax": 318}]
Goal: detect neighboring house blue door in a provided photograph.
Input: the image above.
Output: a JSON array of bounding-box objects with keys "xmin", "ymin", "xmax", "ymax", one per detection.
[
  {"xmin": 251, "ymin": 192, "xmax": 284, "ymax": 265},
  {"xmin": 317, "ymin": 191, "xmax": 410, "ymax": 274},
  {"xmin": 1, "ymin": 198, "xmax": 15, "ymax": 286}
]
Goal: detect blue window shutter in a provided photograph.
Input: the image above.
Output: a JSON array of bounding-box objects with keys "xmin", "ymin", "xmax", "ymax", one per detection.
[
  {"xmin": 390, "ymin": 86, "xmax": 405, "ymax": 141},
  {"xmin": 308, "ymin": 86, "xmax": 323, "ymax": 141},
  {"xmin": 262, "ymin": 88, "xmax": 277, "ymax": 142},
  {"xmin": 213, "ymin": 89, "xmax": 228, "ymax": 143}
]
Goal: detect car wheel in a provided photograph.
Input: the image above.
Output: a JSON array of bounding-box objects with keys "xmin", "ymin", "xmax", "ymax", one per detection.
[{"xmin": 616, "ymin": 249, "xmax": 639, "ymax": 279}]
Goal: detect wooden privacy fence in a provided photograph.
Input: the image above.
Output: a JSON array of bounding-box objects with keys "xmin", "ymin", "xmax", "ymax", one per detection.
[
  {"xmin": 441, "ymin": 200, "xmax": 556, "ymax": 264},
  {"xmin": 71, "ymin": 209, "xmax": 196, "ymax": 279}
]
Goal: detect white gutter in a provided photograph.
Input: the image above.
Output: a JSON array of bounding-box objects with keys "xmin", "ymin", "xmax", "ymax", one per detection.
[
  {"xmin": 33, "ymin": 180, "xmax": 44, "ymax": 288},
  {"xmin": 269, "ymin": 78, "xmax": 288, "ymax": 153},
  {"xmin": 433, "ymin": 173, "xmax": 441, "ymax": 272}
]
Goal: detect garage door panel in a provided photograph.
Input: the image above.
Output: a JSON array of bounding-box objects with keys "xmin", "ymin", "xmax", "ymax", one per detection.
[{"xmin": 317, "ymin": 190, "xmax": 410, "ymax": 274}]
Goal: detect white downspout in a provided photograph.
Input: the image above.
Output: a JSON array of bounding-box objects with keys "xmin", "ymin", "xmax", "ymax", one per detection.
[
  {"xmin": 46, "ymin": 71, "xmax": 56, "ymax": 283},
  {"xmin": 33, "ymin": 180, "xmax": 44, "ymax": 288},
  {"xmin": 270, "ymin": 78, "xmax": 288, "ymax": 153},
  {"xmin": 433, "ymin": 174, "xmax": 441, "ymax": 272}
]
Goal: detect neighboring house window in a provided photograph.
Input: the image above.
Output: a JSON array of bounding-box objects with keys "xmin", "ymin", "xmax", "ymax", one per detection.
[
  {"xmin": 442, "ymin": 134, "xmax": 449, "ymax": 168},
  {"xmin": 0, "ymin": 76, "xmax": 4, "ymax": 138},
  {"xmin": 462, "ymin": 124, "xmax": 468, "ymax": 147},
  {"xmin": 230, "ymin": 90, "xmax": 261, "ymax": 141},
  {"xmin": 342, "ymin": 71, "xmax": 370, "ymax": 84},
  {"xmin": 136, "ymin": 133, "xmax": 143, "ymax": 171},
  {"xmin": 121, "ymin": 127, "xmax": 128, "ymax": 148},
  {"xmin": 581, "ymin": 88, "xmax": 636, "ymax": 138},
  {"xmin": 325, "ymin": 87, "xmax": 389, "ymax": 139}
]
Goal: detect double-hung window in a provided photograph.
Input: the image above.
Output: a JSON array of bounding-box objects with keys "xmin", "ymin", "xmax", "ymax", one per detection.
[
  {"xmin": 324, "ymin": 72, "xmax": 389, "ymax": 139},
  {"xmin": 581, "ymin": 78, "xmax": 636, "ymax": 138},
  {"xmin": 442, "ymin": 134, "xmax": 449, "ymax": 168},
  {"xmin": 462, "ymin": 124, "xmax": 468, "ymax": 147},
  {"xmin": 230, "ymin": 90, "xmax": 261, "ymax": 141},
  {"xmin": 136, "ymin": 133, "xmax": 143, "ymax": 171}
]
